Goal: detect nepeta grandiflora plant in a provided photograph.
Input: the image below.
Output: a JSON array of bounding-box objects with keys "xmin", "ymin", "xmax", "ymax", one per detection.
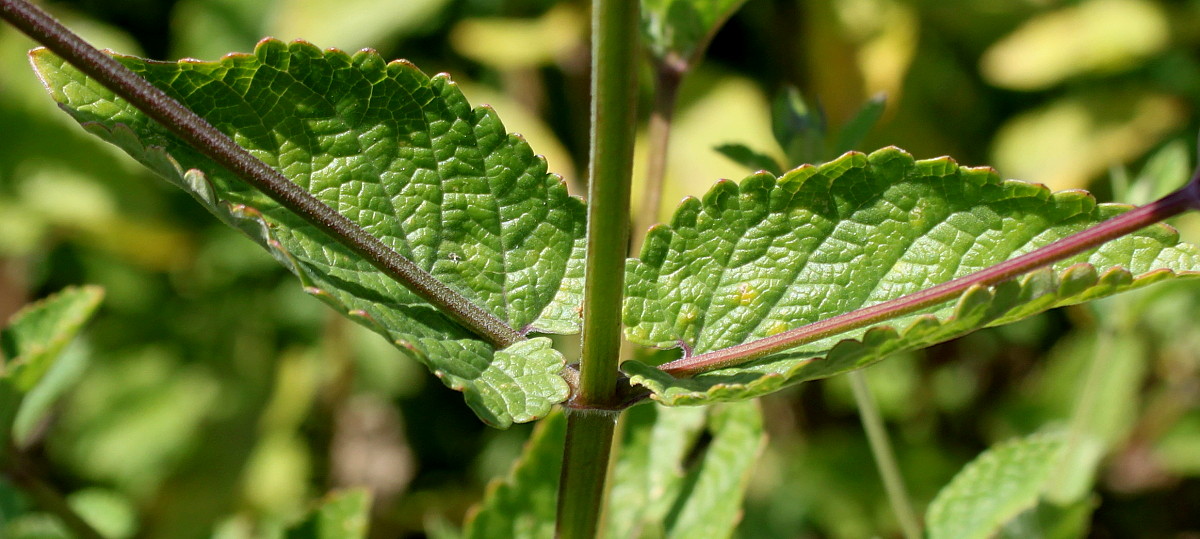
[{"xmin": 4, "ymin": 0, "xmax": 1200, "ymax": 536}]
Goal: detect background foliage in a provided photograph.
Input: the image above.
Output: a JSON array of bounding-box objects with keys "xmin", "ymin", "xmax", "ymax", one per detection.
[{"xmin": 2, "ymin": 0, "xmax": 1200, "ymax": 536}]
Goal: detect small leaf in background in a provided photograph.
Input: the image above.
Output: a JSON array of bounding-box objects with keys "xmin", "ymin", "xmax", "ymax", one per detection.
[
  {"xmin": 926, "ymin": 432, "xmax": 1068, "ymax": 539},
  {"xmin": 771, "ymin": 86, "xmax": 827, "ymax": 166},
  {"xmin": 831, "ymin": 93, "xmax": 887, "ymax": 157},
  {"xmin": 1, "ymin": 286, "xmax": 103, "ymax": 393},
  {"xmin": 31, "ymin": 40, "xmax": 584, "ymax": 427},
  {"xmin": 641, "ymin": 0, "xmax": 748, "ymax": 68},
  {"xmin": 285, "ymin": 489, "xmax": 372, "ymax": 539},
  {"xmin": 623, "ymin": 148, "xmax": 1200, "ymax": 405},
  {"xmin": 713, "ymin": 144, "xmax": 783, "ymax": 176},
  {"xmin": 0, "ymin": 286, "xmax": 103, "ymax": 447},
  {"xmin": 980, "ymin": 0, "xmax": 1169, "ymax": 91},
  {"xmin": 463, "ymin": 410, "xmax": 564, "ymax": 539}
]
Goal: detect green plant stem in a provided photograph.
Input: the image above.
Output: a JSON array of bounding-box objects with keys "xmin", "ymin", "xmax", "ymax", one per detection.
[
  {"xmin": 0, "ymin": 0, "xmax": 521, "ymax": 350},
  {"xmin": 848, "ymin": 371, "xmax": 921, "ymax": 539},
  {"xmin": 557, "ymin": 410, "xmax": 620, "ymax": 538},
  {"xmin": 659, "ymin": 180, "xmax": 1200, "ymax": 375},
  {"xmin": 557, "ymin": 0, "xmax": 639, "ymax": 536},
  {"xmin": 576, "ymin": 0, "xmax": 639, "ymax": 404},
  {"xmin": 632, "ymin": 64, "xmax": 683, "ymax": 254},
  {"xmin": 2, "ymin": 448, "xmax": 105, "ymax": 539}
]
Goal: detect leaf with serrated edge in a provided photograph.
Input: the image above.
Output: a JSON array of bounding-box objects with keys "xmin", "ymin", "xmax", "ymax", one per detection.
[
  {"xmin": 623, "ymin": 148, "xmax": 1200, "ymax": 405},
  {"xmin": 641, "ymin": 0, "xmax": 747, "ymax": 66},
  {"xmin": 926, "ymin": 432, "xmax": 1068, "ymax": 539},
  {"xmin": 30, "ymin": 40, "xmax": 582, "ymax": 427}
]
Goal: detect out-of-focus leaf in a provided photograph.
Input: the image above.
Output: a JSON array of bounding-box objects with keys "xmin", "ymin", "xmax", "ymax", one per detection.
[
  {"xmin": 772, "ymin": 86, "xmax": 826, "ymax": 166},
  {"xmin": 641, "ymin": 0, "xmax": 747, "ymax": 67},
  {"xmin": 463, "ymin": 410, "xmax": 564, "ymax": 539},
  {"xmin": 998, "ymin": 497, "xmax": 1095, "ymax": 539},
  {"xmin": 284, "ymin": 489, "xmax": 371, "ymax": 539},
  {"xmin": 926, "ymin": 432, "xmax": 1068, "ymax": 539},
  {"xmin": 68, "ymin": 488, "xmax": 137, "ymax": 539},
  {"xmin": 991, "ymin": 89, "xmax": 1185, "ymax": 191},
  {"xmin": 831, "ymin": 93, "xmax": 886, "ymax": 156},
  {"xmin": 32, "ymin": 39, "xmax": 583, "ymax": 427},
  {"xmin": 981, "ymin": 0, "xmax": 1168, "ymax": 91},
  {"xmin": 1, "ymin": 286, "xmax": 103, "ymax": 393},
  {"xmin": 713, "ymin": 144, "xmax": 782, "ymax": 176},
  {"xmin": 655, "ymin": 401, "xmax": 763, "ymax": 538},
  {"xmin": 11, "ymin": 340, "xmax": 88, "ymax": 446},
  {"xmin": 622, "ymin": 148, "xmax": 1200, "ymax": 405},
  {"xmin": 451, "ymin": 4, "xmax": 584, "ymax": 69},
  {"xmin": 1124, "ymin": 140, "xmax": 1191, "ymax": 205}
]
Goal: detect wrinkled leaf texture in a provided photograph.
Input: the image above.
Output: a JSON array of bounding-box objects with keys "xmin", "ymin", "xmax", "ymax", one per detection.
[
  {"xmin": 623, "ymin": 148, "xmax": 1200, "ymax": 405},
  {"xmin": 31, "ymin": 39, "xmax": 585, "ymax": 427}
]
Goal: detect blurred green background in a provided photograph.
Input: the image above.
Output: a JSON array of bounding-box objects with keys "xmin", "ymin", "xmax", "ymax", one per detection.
[{"xmin": 2, "ymin": 0, "xmax": 1200, "ymax": 537}]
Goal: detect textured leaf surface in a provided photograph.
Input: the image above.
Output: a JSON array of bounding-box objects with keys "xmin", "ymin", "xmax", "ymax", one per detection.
[
  {"xmin": 641, "ymin": 0, "xmax": 747, "ymax": 65},
  {"xmin": 31, "ymin": 40, "xmax": 584, "ymax": 426},
  {"xmin": 463, "ymin": 409, "xmax": 564, "ymax": 539},
  {"xmin": 623, "ymin": 148, "xmax": 1200, "ymax": 404},
  {"xmin": 927, "ymin": 433, "xmax": 1068, "ymax": 539},
  {"xmin": 605, "ymin": 401, "xmax": 764, "ymax": 539},
  {"xmin": 285, "ymin": 489, "xmax": 371, "ymax": 539}
]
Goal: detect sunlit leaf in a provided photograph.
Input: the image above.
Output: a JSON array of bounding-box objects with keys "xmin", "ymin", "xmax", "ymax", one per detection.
[
  {"xmin": 285, "ymin": 489, "xmax": 371, "ymax": 539},
  {"xmin": 641, "ymin": 0, "xmax": 747, "ymax": 67},
  {"xmin": 623, "ymin": 148, "xmax": 1200, "ymax": 405},
  {"xmin": 31, "ymin": 39, "xmax": 583, "ymax": 427}
]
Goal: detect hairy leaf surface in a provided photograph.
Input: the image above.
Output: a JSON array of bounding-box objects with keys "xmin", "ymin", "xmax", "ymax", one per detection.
[
  {"xmin": 31, "ymin": 40, "xmax": 584, "ymax": 426},
  {"xmin": 623, "ymin": 148, "xmax": 1200, "ymax": 404}
]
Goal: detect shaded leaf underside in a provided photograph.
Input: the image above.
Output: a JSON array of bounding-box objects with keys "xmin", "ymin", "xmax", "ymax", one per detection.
[
  {"xmin": 31, "ymin": 39, "xmax": 584, "ymax": 426},
  {"xmin": 623, "ymin": 148, "xmax": 1200, "ymax": 405}
]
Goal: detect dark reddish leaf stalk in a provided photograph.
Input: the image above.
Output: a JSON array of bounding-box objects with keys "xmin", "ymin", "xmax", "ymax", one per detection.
[
  {"xmin": 660, "ymin": 171, "xmax": 1200, "ymax": 376},
  {"xmin": 0, "ymin": 0, "xmax": 522, "ymax": 349}
]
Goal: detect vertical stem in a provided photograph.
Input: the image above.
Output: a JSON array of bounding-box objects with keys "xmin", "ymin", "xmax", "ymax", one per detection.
[
  {"xmin": 848, "ymin": 371, "xmax": 921, "ymax": 539},
  {"xmin": 557, "ymin": 0, "xmax": 640, "ymax": 537},
  {"xmin": 632, "ymin": 65, "xmax": 683, "ymax": 254},
  {"xmin": 577, "ymin": 0, "xmax": 640, "ymax": 404}
]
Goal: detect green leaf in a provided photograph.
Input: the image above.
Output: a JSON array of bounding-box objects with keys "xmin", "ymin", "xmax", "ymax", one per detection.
[
  {"xmin": 926, "ymin": 433, "xmax": 1068, "ymax": 539},
  {"xmin": 622, "ymin": 148, "xmax": 1200, "ymax": 405},
  {"xmin": 831, "ymin": 93, "xmax": 887, "ymax": 157},
  {"xmin": 1, "ymin": 286, "xmax": 103, "ymax": 393},
  {"xmin": 771, "ymin": 86, "xmax": 826, "ymax": 166},
  {"xmin": 463, "ymin": 410, "xmax": 565, "ymax": 539},
  {"xmin": 285, "ymin": 489, "xmax": 371, "ymax": 539},
  {"xmin": 30, "ymin": 40, "xmax": 583, "ymax": 427},
  {"xmin": 641, "ymin": 0, "xmax": 747, "ymax": 66},
  {"xmin": 713, "ymin": 144, "xmax": 783, "ymax": 177},
  {"xmin": 604, "ymin": 401, "xmax": 763, "ymax": 539}
]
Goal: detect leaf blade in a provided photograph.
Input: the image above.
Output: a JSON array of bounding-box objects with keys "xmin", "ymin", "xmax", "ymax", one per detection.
[
  {"xmin": 30, "ymin": 40, "xmax": 583, "ymax": 426},
  {"xmin": 623, "ymin": 147, "xmax": 1200, "ymax": 404}
]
